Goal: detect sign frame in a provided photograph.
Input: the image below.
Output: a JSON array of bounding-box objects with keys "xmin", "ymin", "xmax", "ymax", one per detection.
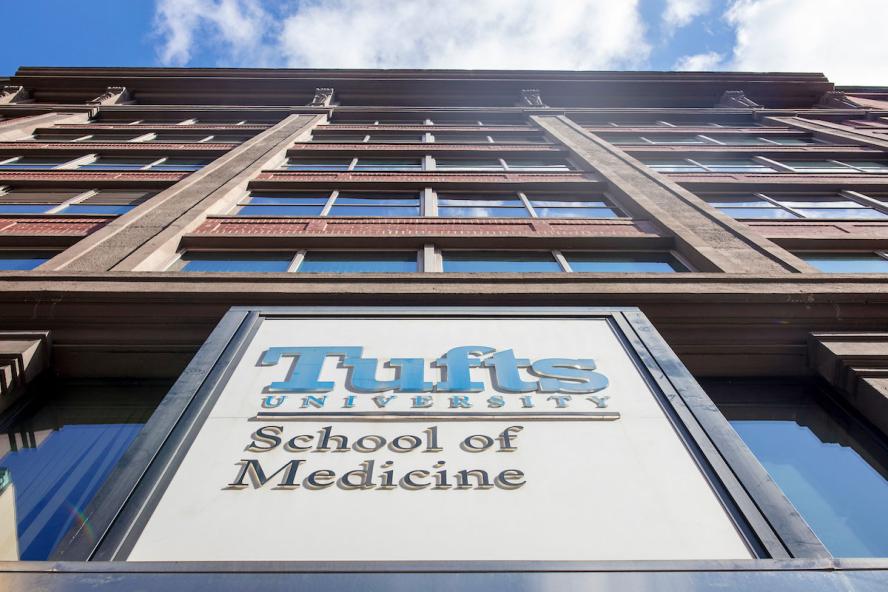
[{"xmin": 52, "ymin": 306, "xmax": 829, "ymax": 564}]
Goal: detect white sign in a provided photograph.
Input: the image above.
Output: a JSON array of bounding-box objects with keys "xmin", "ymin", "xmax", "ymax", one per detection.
[{"xmin": 127, "ymin": 316, "xmax": 752, "ymax": 561}]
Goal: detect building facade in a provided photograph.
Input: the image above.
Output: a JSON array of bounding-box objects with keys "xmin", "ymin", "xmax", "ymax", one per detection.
[{"xmin": 1, "ymin": 67, "xmax": 888, "ymax": 589}]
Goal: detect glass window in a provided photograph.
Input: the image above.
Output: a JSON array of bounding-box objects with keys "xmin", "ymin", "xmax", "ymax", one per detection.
[
  {"xmin": 435, "ymin": 159, "xmax": 503, "ymax": 171},
  {"xmin": 442, "ymin": 251, "xmax": 563, "ymax": 272},
  {"xmin": 705, "ymin": 378, "xmax": 888, "ymax": 557},
  {"xmin": 236, "ymin": 192, "xmax": 328, "ymax": 216},
  {"xmin": 0, "ymin": 250, "xmax": 56, "ymax": 270},
  {"xmin": 76, "ymin": 158, "xmax": 157, "ymax": 171},
  {"xmin": 800, "ymin": 252, "xmax": 888, "ymax": 273},
  {"xmin": 56, "ymin": 204, "xmax": 134, "ymax": 215},
  {"xmin": 352, "ymin": 159, "xmax": 423, "ymax": 172},
  {"xmin": 309, "ymin": 134, "xmax": 369, "ymax": 143},
  {"xmin": 565, "ymin": 252, "xmax": 685, "ymax": 272},
  {"xmin": 850, "ymin": 161, "xmax": 888, "ymax": 173},
  {"xmin": 646, "ymin": 160, "xmax": 706, "ymax": 173},
  {"xmin": 0, "ymin": 204, "xmax": 55, "ymax": 214},
  {"xmin": 504, "ymin": 159, "xmax": 572, "ymax": 171},
  {"xmin": 526, "ymin": 194, "xmax": 621, "ymax": 218},
  {"xmin": 298, "ymin": 252, "xmax": 418, "ymax": 273},
  {"xmin": 365, "ymin": 134, "xmax": 425, "ymax": 143},
  {"xmin": 284, "ymin": 158, "xmax": 352, "ymax": 171},
  {"xmin": 149, "ymin": 158, "xmax": 208, "ymax": 172},
  {"xmin": 774, "ymin": 197, "xmax": 888, "ymax": 220},
  {"xmin": 437, "ymin": 193, "xmax": 529, "ymax": 218},
  {"xmin": 328, "ymin": 192, "xmax": 420, "ymax": 217},
  {"xmin": 0, "ymin": 158, "xmax": 67, "ymax": 170},
  {"xmin": 179, "ymin": 252, "xmax": 293, "ymax": 272},
  {"xmin": 696, "ymin": 159, "xmax": 777, "ymax": 173},
  {"xmin": 0, "ymin": 379, "xmax": 167, "ymax": 560},
  {"xmin": 780, "ymin": 160, "xmax": 857, "ymax": 173}
]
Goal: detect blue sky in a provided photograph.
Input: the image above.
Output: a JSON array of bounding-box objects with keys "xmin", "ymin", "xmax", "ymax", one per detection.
[{"xmin": 3, "ymin": 0, "xmax": 886, "ymax": 85}]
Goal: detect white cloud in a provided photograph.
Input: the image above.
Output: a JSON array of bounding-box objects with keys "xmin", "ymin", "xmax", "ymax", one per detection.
[
  {"xmin": 725, "ymin": 0, "xmax": 888, "ymax": 85},
  {"xmin": 663, "ymin": 0, "xmax": 711, "ymax": 34},
  {"xmin": 153, "ymin": 0, "xmax": 650, "ymax": 70},
  {"xmin": 674, "ymin": 51, "xmax": 724, "ymax": 71},
  {"xmin": 154, "ymin": 0, "xmax": 275, "ymax": 66}
]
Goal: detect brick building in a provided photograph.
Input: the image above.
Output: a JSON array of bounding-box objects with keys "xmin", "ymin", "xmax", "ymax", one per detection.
[{"xmin": 1, "ymin": 67, "xmax": 888, "ymax": 589}]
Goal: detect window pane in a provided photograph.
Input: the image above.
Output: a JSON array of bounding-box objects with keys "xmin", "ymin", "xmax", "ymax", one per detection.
[
  {"xmin": 328, "ymin": 205, "xmax": 420, "ymax": 217},
  {"xmin": 705, "ymin": 196, "xmax": 774, "ymax": 207},
  {"xmin": 335, "ymin": 193, "xmax": 419, "ymax": 205},
  {"xmin": 150, "ymin": 159, "xmax": 207, "ymax": 172},
  {"xmin": 180, "ymin": 252, "xmax": 293, "ymax": 272},
  {"xmin": 298, "ymin": 252, "xmax": 418, "ymax": 273},
  {"xmin": 438, "ymin": 206, "xmax": 529, "ymax": 218},
  {"xmin": 783, "ymin": 161, "xmax": 854, "ymax": 173},
  {"xmin": 534, "ymin": 206, "xmax": 618, "ymax": 218},
  {"xmin": 284, "ymin": 159, "xmax": 351, "ymax": 171},
  {"xmin": 0, "ymin": 251, "xmax": 55, "ymax": 270},
  {"xmin": 707, "ymin": 379, "xmax": 888, "ymax": 557},
  {"xmin": 801, "ymin": 253, "xmax": 888, "ymax": 273},
  {"xmin": 247, "ymin": 194, "xmax": 330, "ymax": 205},
  {"xmin": 57, "ymin": 204, "xmax": 134, "ymax": 215},
  {"xmin": 310, "ymin": 134, "xmax": 368, "ymax": 143},
  {"xmin": 435, "ymin": 159, "xmax": 503, "ymax": 171},
  {"xmin": 237, "ymin": 205, "xmax": 324, "ymax": 216},
  {"xmin": 442, "ymin": 251, "xmax": 562, "ymax": 272},
  {"xmin": 437, "ymin": 194, "xmax": 521, "ymax": 206},
  {"xmin": 720, "ymin": 208, "xmax": 799, "ymax": 219},
  {"xmin": 699, "ymin": 160, "xmax": 776, "ymax": 173},
  {"xmin": 0, "ymin": 158, "xmax": 66, "ymax": 170},
  {"xmin": 352, "ymin": 159, "xmax": 423, "ymax": 171},
  {"xmin": 643, "ymin": 135, "xmax": 706, "ymax": 145},
  {"xmin": 716, "ymin": 136, "xmax": 770, "ymax": 145},
  {"xmin": 796, "ymin": 208, "xmax": 887, "ymax": 219},
  {"xmin": 505, "ymin": 160, "xmax": 571, "ymax": 171},
  {"xmin": 77, "ymin": 158, "xmax": 156, "ymax": 171},
  {"xmin": 0, "ymin": 380, "xmax": 166, "ymax": 560},
  {"xmin": 566, "ymin": 253, "xmax": 684, "ymax": 272},
  {"xmin": 646, "ymin": 161, "xmax": 704, "ymax": 172},
  {"xmin": 850, "ymin": 161, "xmax": 888, "ymax": 173},
  {"xmin": 774, "ymin": 199, "xmax": 863, "ymax": 208},
  {"xmin": 528, "ymin": 198, "xmax": 608, "ymax": 207},
  {"xmin": 0, "ymin": 205, "xmax": 54, "ymax": 213}
]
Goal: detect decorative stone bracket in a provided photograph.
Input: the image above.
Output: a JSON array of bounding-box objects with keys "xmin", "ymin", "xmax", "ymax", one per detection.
[
  {"xmin": 0, "ymin": 330, "xmax": 51, "ymax": 414},
  {"xmin": 308, "ymin": 87, "xmax": 334, "ymax": 107},
  {"xmin": 809, "ymin": 332, "xmax": 888, "ymax": 436},
  {"xmin": 716, "ymin": 90, "xmax": 762, "ymax": 108},
  {"xmin": 0, "ymin": 86, "xmax": 29, "ymax": 105},
  {"xmin": 816, "ymin": 91, "xmax": 863, "ymax": 109},
  {"xmin": 519, "ymin": 89, "xmax": 546, "ymax": 107},
  {"xmin": 88, "ymin": 86, "xmax": 133, "ymax": 106}
]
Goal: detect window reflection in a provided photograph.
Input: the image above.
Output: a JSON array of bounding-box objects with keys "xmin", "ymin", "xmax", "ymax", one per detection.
[
  {"xmin": 705, "ymin": 378, "xmax": 888, "ymax": 557},
  {"xmin": 0, "ymin": 380, "xmax": 167, "ymax": 560}
]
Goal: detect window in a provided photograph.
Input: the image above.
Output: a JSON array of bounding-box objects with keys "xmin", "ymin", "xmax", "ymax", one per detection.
[
  {"xmin": 645, "ymin": 158, "xmax": 776, "ymax": 173},
  {"xmin": 777, "ymin": 160, "xmax": 888, "ymax": 174},
  {"xmin": 503, "ymin": 159, "xmax": 571, "ymax": 171},
  {"xmin": 0, "ymin": 189, "xmax": 84, "ymax": 213},
  {"xmin": 76, "ymin": 157, "xmax": 208, "ymax": 172},
  {"xmin": 437, "ymin": 193, "xmax": 530, "ymax": 218},
  {"xmin": 30, "ymin": 133, "xmax": 144, "ymax": 143},
  {"xmin": 0, "ymin": 378, "xmax": 168, "ymax": 560},
  {"xmin": 0, "ymin": 250, "xmax": 57, "ymax": 270},
  {"xmin": 0, "ymin": 157, "xmax": 68, "ymax": 170},
  {"xmin": 435, "ymin": 158, "xmax": 503, "ymax": 171},
  {"xmin": 351, "ymin": 158, "xmax": 423, "ymax": 172},
  {"xmin": 799, "ymin": 252, "xmax": 888, "ymax": 273},
  {"xmin": 179, "ymin": 252, "xmax": 294, "ymax": 272},
  {"xmin": 524, "ymin": 193, "xmax": 621, "ymax": 218},
  {"xmin": 564, "ymin": 252, "xmax": 686, "ymax": 272},
  {"xmin": 437, "ymin": 192, "xmax": 621, "ymax": 219},
  {"xmin": 297, "ymin": 252, "xmax": 418, "ymax": 273},
  {"xmin": 704, "ymin": 193, "xmax": 888, "ymax": 220},
  {"xmin": 705, "ymin": 378, "xmax": 888, "ymax": 557},
  {"xmin": 442, "ymin": 251, "xmax": 563, "ymax": 272},
  {"xmin": 236, "ymin": 192, "xmax": 329, "ymax": 216},
  {"xmin": 283, "ymin": 158, "xmax": 352, "ymax": 171},
  {"xmin": 327, "ymin": 192, "xmax": 420, "ymax": 217},
  {"xmin": 0, "ymin": 189, "xmax": 153, "ymax": 216}
]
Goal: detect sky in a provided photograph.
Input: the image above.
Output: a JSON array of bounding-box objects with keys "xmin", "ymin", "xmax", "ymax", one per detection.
[{"xmin": 2, "ymin": 0, "xmax": 886, "ymax": 86}]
